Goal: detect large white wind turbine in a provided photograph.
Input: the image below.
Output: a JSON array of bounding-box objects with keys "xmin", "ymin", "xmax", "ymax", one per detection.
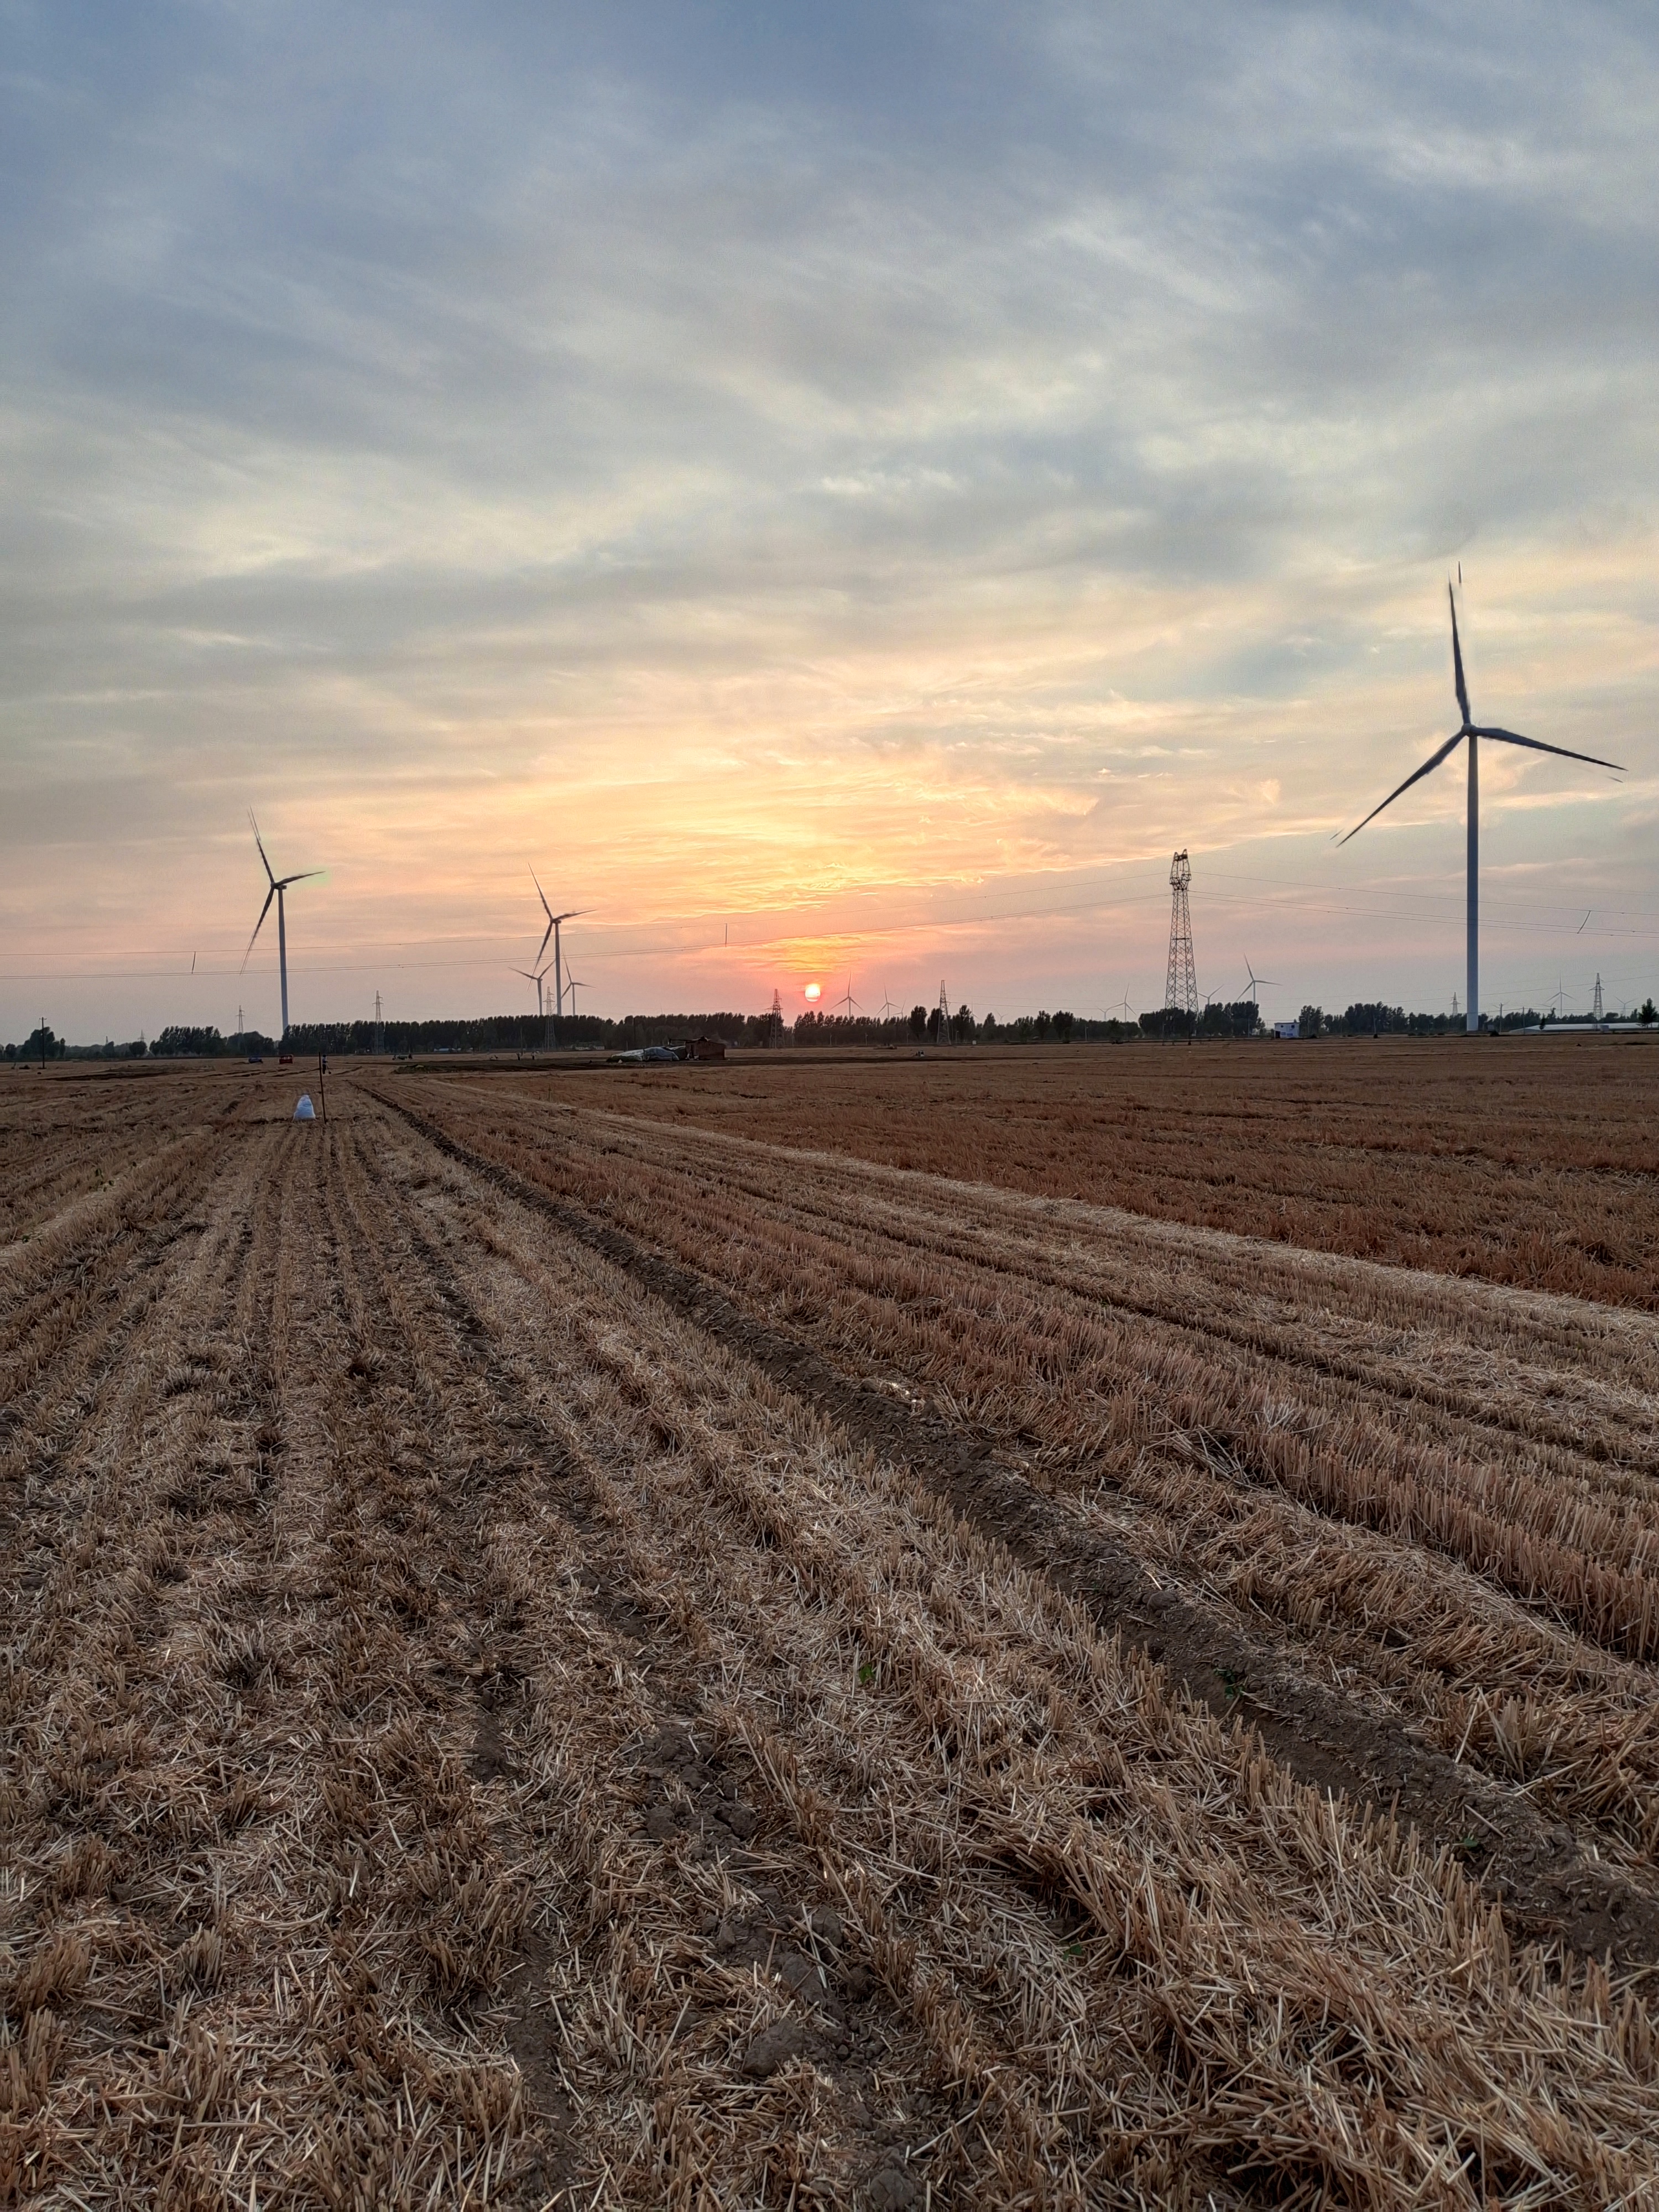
[
  {"xmin": 530, "ymin": 869, "xmax": 589, "ymax": 1041},
  {"xmin": 242, "ymin": 815, "xmax": 321, "ymax": 1041},
  {"xmin": 1341, "ymin": 585, "xmax": 1624, "ymax": 1034}
]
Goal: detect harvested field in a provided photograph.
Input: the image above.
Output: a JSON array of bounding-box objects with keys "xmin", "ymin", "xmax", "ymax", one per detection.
[
  {"xmin": 8, "ymin": 1059, "xmax": 1659, "ymax": 2206},
  {"xmin": 561, "ymin": 1039, "xmax": 1659, "ymax": 1307}
]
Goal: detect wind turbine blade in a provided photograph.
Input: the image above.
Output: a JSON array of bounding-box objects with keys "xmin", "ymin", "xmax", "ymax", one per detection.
[
  {"xmin": 241, "ymin": 885, "xmax": 276, "ymax": 970},
  {"xmin": 1449, "ymin": 582, "xmax": 1471, "ymax": 728},
  {"xmin": 1339, "ymin": 729, "xmax": 1466, "ymax": 844},
  {"xmin": 276, "ymin": 870, "xmax": 324, "ymax": 889},
  {"xmin": 1471, "ymin": 726, "xmax": 1625, "ymax": 774},
  {"xmin": 530, "ymin": 868, "xmax": 555, "ymax": 962},
  {"xmin": 249, "ymin": 811, "xmax": 276, "ymax": 888}
]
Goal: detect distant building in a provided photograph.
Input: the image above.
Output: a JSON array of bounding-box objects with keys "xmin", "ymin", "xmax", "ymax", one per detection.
[
  {"xmin": 688, "ymin": 1035, "xmax": 726, "ymax": 1061},
  {"xmin": 1273, "ymin": 1021, "xmax": 1300, "ymax": 1040}
]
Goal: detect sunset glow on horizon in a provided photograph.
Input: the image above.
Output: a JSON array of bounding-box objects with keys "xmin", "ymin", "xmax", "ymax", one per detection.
[{"xmin": 3, "ymin": 6, "xmax": 1655, "ymax": 1043}]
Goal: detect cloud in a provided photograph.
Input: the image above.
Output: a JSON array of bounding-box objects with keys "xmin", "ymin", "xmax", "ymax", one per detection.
[{"xmin": 2, "ymin": 0, "xmax": 1656, "ymax": 1037}]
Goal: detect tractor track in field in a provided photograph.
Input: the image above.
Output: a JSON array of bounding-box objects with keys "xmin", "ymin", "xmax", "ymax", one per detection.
[
  {"xmin": 381, "ymin": 1085, "xmax": 1659, "ymax": 1973},
  {"xmin": 331, "ymin": 1116, "xmax": 987, "ymax": 2203}
]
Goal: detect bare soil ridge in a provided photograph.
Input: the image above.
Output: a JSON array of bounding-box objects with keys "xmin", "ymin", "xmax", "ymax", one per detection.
[
  {"xmin": 9, "ymin": 1060, "xmax": 1659, "ymax": 2205},
  {"xmin": 385, "ymin": 1084, "xmax": 1659, "ymax": 1971},
  {"xmin": 545, "ymin": 1037, "xmax": 1659, "ymax": 1307}
]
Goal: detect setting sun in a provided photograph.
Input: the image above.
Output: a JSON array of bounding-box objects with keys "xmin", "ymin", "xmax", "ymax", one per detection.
[{"xmin": 803, "ymin": 982, "xmax": 821, "ymax": 1001}]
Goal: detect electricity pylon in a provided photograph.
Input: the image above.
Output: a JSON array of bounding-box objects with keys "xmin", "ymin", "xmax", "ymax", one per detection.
[{"xmin": 1164, "ymin": 851, "xmax": 1197, "ymax": 1033}]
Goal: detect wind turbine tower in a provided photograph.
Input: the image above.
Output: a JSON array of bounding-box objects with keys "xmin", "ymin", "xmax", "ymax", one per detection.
[
  {"xmin": 1165, "ymin": 853, "xmax": 1197, "ymax": 1027},
  {"xmin": 1342, "ymin": 583, "xmax": 1623, "ymax": 1034},
  {"xmin": 530, "ymin": 870, "xmax": 589, "ymax": 1046},
  {"xmin": 242, "ymin": 815, "xmax": 321, "ymax": 1041}
]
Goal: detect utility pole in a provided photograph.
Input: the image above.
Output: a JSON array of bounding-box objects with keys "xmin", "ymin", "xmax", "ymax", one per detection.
[
  {"xmin": 1594, "ymin": 973, "xmax": 1604, "ymax": 1022},
  {"xmin": 1164, "ymin": 852, "xmax": 1197, "ymax": 1041},
  {"xmin": 374, "ymin": 990, "xmax": 384, "ymax": 1056}
]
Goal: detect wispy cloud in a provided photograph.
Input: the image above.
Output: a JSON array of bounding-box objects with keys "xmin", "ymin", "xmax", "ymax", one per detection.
[{"xmin": 2, "ymin": 1, "xmax": 1655, "ymax": 1035}]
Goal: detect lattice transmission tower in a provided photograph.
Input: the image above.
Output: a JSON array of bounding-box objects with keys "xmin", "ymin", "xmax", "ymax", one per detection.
[
  {"xmin": 1164, "ymin": 850, "xmax": 1198, "ymax": 1025},
  {"xmin": 936, "ymin": 978, "xmax": 953, "ymax": 1044},
  {"xmin": 768, "ymin": 988, "xmax": 784, "ymax": 1047}
]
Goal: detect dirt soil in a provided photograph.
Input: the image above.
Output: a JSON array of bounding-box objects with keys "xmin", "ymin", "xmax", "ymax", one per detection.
[
  {"xmin": 531, "ymin": 1036, "xmax": 1659, "ymax": 1307},
  {"xmin": 7, "ymin": 1058, "xmax": 1659, "ymax": 2207}
]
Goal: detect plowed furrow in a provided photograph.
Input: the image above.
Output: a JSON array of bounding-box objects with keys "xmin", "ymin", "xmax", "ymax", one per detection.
[
  {"xmin": 379, "ymin": 1085, "xmax": 1659, "ymax": 1969},
  {"xmin": 362, "ymin": 1085, "xmax": 1659, "ymax": 2205},
  {"xmin": 385, "ymin": 1088, "xmax": 1659, "ymax": 1864}
]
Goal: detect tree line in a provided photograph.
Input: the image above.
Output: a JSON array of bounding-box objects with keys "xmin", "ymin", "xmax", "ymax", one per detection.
[{"xmin": 11, "ymin": 997, "xmax": 1658, "ymax": 1062}]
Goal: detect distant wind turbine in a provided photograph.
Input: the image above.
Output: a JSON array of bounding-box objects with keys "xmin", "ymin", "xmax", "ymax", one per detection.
[
  {"xmin": 1242, "ymin": 958, "xmax": 1277, "ymax": 1006},
  {"xmin": 837, "ymin": 977, "xmax": 861, "ymax": 1019},
  {"xmin": 242, "ymin": 814, "xmax": 321, "ymax": 1041},
  {"xmin": 565, "ymin": 976, "xmax": 588, "ymax": 1020},
  {"xmin": 514, "ymin": 961, "xmax": 555, "ymax": 1044},
  {"xmin": 530, "ymin": 869, "xmax": 590, "ymax": 1041},
  {"xmin": 1340, "ymin": 584, "xmax": 1624, "ymax": 1034}
]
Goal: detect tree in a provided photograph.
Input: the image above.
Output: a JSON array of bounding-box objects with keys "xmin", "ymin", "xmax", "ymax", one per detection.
[
  {"xmin": 951, "ymin": 1003, "xmax": 974, "ymax": 1042},
  {"xmin": 1640, "ymin": 999, "xmax": 1658, "ymax": 1026},
  {"xmin": 982, "ymin": 1012, "xmax": 998, "ymax": 1037},
  {"xmin": 1340, "ymin": 1003, "xmax": 1404, "ymax": 1037},
  {"xmin": 153, "ymin": 1025, "xmax": 225, "ymax": 1057},
  {"xmin": 1034, "ymin": 1010, "xmax": 1051, "ymax": 1041},
  {"xmin": 926, "ymin": 1005, "xmax": 944, "ymax": 1044},
  {"xmin": 1297, "ymin": 1005, "xmax": 1324, "ymax": 1039},
  {"xmin": 909, "ymin": 1004, "xmax": 928, "ymax": 1041},
  {"xmin": 22, "ymin": 1024, "xmax": 62, "ymax": 1063},
  {"xmin": 1052, "ymin": 1010, "xmax": 1074, "ymax": 1043}
]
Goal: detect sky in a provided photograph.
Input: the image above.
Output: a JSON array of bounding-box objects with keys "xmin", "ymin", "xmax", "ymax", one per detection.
[{"xmin": 3, "ymin": 0, "xmax": 1657, "ymax": 1042}]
